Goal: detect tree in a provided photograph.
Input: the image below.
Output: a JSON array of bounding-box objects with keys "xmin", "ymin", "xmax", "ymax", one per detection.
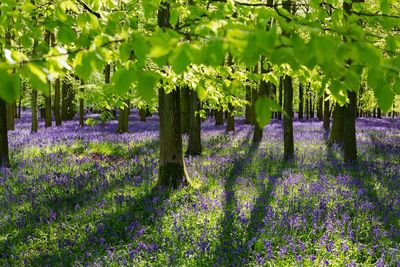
[
  {"xmin": 181, "ymin": 86, "xmax": 191, "ymax": 133},
  {"xmin": 323, "ymin": 92, "xmax": 330, "ymax": 130},
  {"xmin": 54, "ymin": 79, "xmax": 62, "ymax": 126},
  {"xmin": 298, "ymin": 83, "xmax": 304, "ymax": 120},
  {"xmin": 0, "ymin": 99, "xmax": 10, "ymax": 167},
  {"xmin": 157, "ymin": 2, "xmax": 188, "ymax": 189},
  {"xmin": 186, "ymin": 89, "xmax": 202, "ymax": 155},
  {"xmin": 283, "ymin": 75, "xmax": 294, "ymax": 161}
]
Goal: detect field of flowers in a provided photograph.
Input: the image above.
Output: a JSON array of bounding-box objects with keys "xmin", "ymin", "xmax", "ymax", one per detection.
[{"xmin": 0, "ymin": 112, "xmax": 399, "ymax": 266}]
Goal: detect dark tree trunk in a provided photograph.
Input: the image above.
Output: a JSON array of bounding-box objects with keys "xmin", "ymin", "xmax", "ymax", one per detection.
[
  {"xmin": 54, "ymin": 79, "xmax": 62, "ymax": 126},
  {"xmin": 45, "ymin": 86, "xmax": 52, "ymax": 127},
  {"xmin": 31, "ymin": 89, "xmax": 38, "ymax": 133},
  {"xmin": 309, "ymin": 94, "xmax": 314, "ymax": 119},
  {"xmin": 298, "ymin": 83, "xmax": 304, "ymax": 120},
  {"xmin": 323, "ymin": 92, "xmax": 330, "ymax": 130},
  {"xmin": 180, "ymin": 85, "xmax": 190, "ymax": 133},
  {"xmin": 215, "ymin": 108, "xmax": 224, "ymax": 125},
  {"xmin": 245, "ymin": 84, "xmax": 252, "ymax": 124},
  {"xmin": 317, "ymin": 96, "xmax": 323, "ymax": 121},
  {"xmin": 117, "ymin": 100, "xmax": 129, "ymax": 133},
  {"xmin": 79, "ymin": 80, "xmax": 85, "ymax": 127},
  {"xmin": 0, "ymin": 99, "xmax": 10, "ymax": 167},
  {"xmin": 186, "ymin": 90, "xmax": 202, "ymax": 155},
  {"xmin": 283, "ymin": 75, "xmax": 294, "ymax": 161},
  {"xmin": 277, "ymin": 76, "xmax": 283, "ymax": 120},
  {"xmin": 343, "ymin": 92, "xmax": 357, "ymax": 164},
  {"xmin": 329, "ymin": 103, "xmax": 344, "ymax": 145},
  {"xmin": 6, "ymin": 103, "xmax": 15, "ymax": 131},
  {"xmin": 157, "ymin": 2, "xmax": 188, "ymax": 189},
  {"xmin": 305, "ymin": 91, "xmax": 309, "ymax": 120},
  {"xmin": 139, "ymin": 108, "xmax": 147, "ymax": 121},
  {"xmin": 226, "ymin": 103, "xmax": 235, "ymax": 132},
  {"xmin": 376, "ymin": 107, "xmax": 382, "ymax": 119},
  {"xmin": 61, "ymin": 79, "xmax": 75, "ymax": 121}
]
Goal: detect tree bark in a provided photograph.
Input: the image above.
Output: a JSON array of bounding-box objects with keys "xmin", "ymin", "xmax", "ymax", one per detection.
[
  {"xmin": 226, "ymin": 103, "xmax": 235, "ymax": 132},
  {"xmin": 329, "ymin": 103, "xmax": 344, "ymax": 145},
  {"xmin": 376, "ymin": 107, "xmax": 382, "ymax": 119},
  {"xmin": 298, "ymin": 83, "xmax": 304, "ymax": 120},
  {"xmin": 139, "ymin": 108, "xmax": 147, "ymax": 121},
  {"xmin": 186, "ymin": 89, "xmax": 202, "ymax": 155},
  {"xmin": 317, "ymin": 95, "xmax": 323, "ymax": 121},
  {"xmin": 79, "ymin": 80, "xmax": 85, "ymax": 127},
  {"xmin": 61, "ymin": 79, "xmax": 75, "ymax": 121},
  {"xmin": 215, "ymin": 108, "xmax": 224, "ymax": 125},
  {"xmin": 44, "ymin": 85, "xmax": 52, "ymax": 127},
  {"xmin": 6, "ymin": 103, "xmax": 15, "ymax": 131},
  {"xmin": 54, "ymin": 79, "xmax": 62, "ymax": 126},
  {"xmin": 117, "ymin": 100, "xmax": 129, "ymax": 133},
  {"xmin": 343, "ymin": 92, "xmax": 358, "ymax": 164},
  {"xmin": 245, "ymin": 84, "xmax": 252, "ymax": 124},
  {"xmin": 0, "ymin": 99, "xmax": 10, "ymax": 167},
  {"xmin": 180, "ymin": 85, "xmax": 190, "ymax": 133},
  {"xmin": 31, "ymin": 89, "xmax": 38, "ymax": 133},
  {"xmin": 323, "ymin": 92, "xmax": 330, "ymax": 130},
  {"xmin": 283, "ymin": 75, "xmax": 294, "ymax": 161},
  {"xmin": 157, "ymin": 2, "xmax": 188, "ymax": 189}
]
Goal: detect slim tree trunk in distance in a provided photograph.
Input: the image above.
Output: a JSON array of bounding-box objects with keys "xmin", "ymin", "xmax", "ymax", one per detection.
[
  {"xmin": 226, "ymin": 103, "xmax": 235, "ymax": 132},
  {"xmin": 343, "ymin": 92, "xmax": 358, "ymax": 164},
  {"xmin": 31, "ymin": 89, "xmax": 38, "ymax": 133},
  {"xmin": 323, "ymin": 91, "xmax": 330, "ymax": 130},
  {"xmin": 139, "ymin": 108, "xmax": 147, "ymax": 121},
  {"xmin": 186, "ymin": 90, "xmax": 202, "ymax": 155},
  {"xmin": 283, "ymin": 75, "xmax": 294, "ymax": 161},
  {"xmin": 317, "ymin": 96, "xmax": 323, "ymax": 121},
  {"xmin": 6, "ymin": 103, "xmax": 15, "ymax": 131},
  {"xmin": 79, "ymin": 80, "xmax": 85, "ymax": 127},
  {"xmin": 215, "ymin": 108, "xmax": 224, "ymax": 125},
  {"xmin": 298, "ymin": 83, "xmax": 304, "ymax": 120},
  {"xmin": 54, "ymin": 79, "xmax": 62, "ymax": 126},
  {"xmin": 44, "ymin": 85, "xmax": 52, "ymax": 127},
  {"xmin": 329, "ymin": 103, "xmax": 344, "ymax": 145},
  {"xmin": 0, "ymin": 99, "xmax": 10, "ymax": 167},
  {"xmin": 245, "ymin": 84, "xmax": 252, "ymax": 124},
  {"xmin": 278, "ymin": 76, "xmax": 283, "ymax": 120}
]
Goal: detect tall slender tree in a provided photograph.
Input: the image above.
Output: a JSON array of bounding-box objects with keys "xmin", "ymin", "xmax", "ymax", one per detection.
[
  {"xmin": 298, "ymin": 83, "xmax": 304, "ymax": 120},
  {"xmin": 157, "ymin": 2, "xmax": 188, "ymax": 189},
  {"xmin": 186, "ymin": 89, "xmax": 202, "ymax": 155},
  {"xmin": 0, "ymin": 99, "xmax": 10, "ymax": 167}
]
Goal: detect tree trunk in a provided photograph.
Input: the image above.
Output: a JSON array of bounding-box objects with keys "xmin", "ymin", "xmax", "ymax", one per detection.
[
  {"xmin": 329, "ymin": 103, "xmax": 344, "ymax": 145},
  {"xmin": 45, "ymin": 85, "xmax": 52, "ymax": 127},
  {"xmin": 31, "ymin": 89, "xmax": 38, "ymax": 133},
  {"xmin": 343, "ymin": 92, "xmax": 357, "ymax": 164},
  {"xmin": 54, "ymin": 79, "xmax": 62, "ymax": 126},
  {"xmin": 139, "ymin": 108, "xmax": 147, "ymax": 121},
  {"xmin": 245, "ymin": 84, "xmax": 252, "ymax": 124},
  {"xmin": 180, "ymin": 85, "xmax": 190, "ymax": 133},
  {"xmin": 117, "ymin": 100, "xmax": 129, "ymax": 133},
  {"xmin": 305, "ymin": 90, "xmax": 309, "ymax": 120},
  {"xmin": 6, "ymin": 103, "xmax": 15, "ymax": 131},
  {"xmin": 62, "ymin": 79, "xmax": 75, "ymax": 121},
  {"xmin": 157, "ymin": 2, "xmax": 188, "ymax": 189},
  {"xmin": 298, "ymin": 83, "xmax": 304, "ymax": 120},
  {"xmin": 186, "ymin": 90, "xmax": 202, "ymax": 155},
  {"xmin": 0, "ymin": 99, "xmax": 10, "ymax": 167},
  {"xmin": 226, "ymin": 103, "xmax": 235, "ymax": 132},
  {"xmin": 323, "ymin": 92, "xmax": 330, "ymax": 130},
  {"xmin": 79, "ymin": 80, "xmax": 85, "ymax": 127},
  {"xmin": 215, "ymin": 108, "xmax": 224, "ymax": 125},
  {"xmin": 283, "ymin": 75, "xmax": 294, "ymax": 161},
  {"xmin": 317, "ymin": 96, "xmax": 323, "ymax": 121},
  {"xmin": 376, "ymin": 107, "xmax": 382, "ymax": 119}
]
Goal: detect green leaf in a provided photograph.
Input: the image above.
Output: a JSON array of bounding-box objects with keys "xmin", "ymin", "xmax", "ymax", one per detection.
[
  {"xmin": 169, "ymin": 8, "xmax": 179, "ymax": 26},
  {"xmin": 112, "ymin": 68, "xmax": 136, "ymax": 95},
  {"xmin": 136, "ymin": 71, "xmax": 160, "ymax": 102},
  {"xmin": 169, "ymin": 44, "xmax": 191, "ymax": 74},
  {"xmin": 380, "ymin": 0, "xmax": 390, "ymax": 14},
  {"xmin": 255, "ymin": 97, "xmax": 272, "ymax": 128},
  {"xmin": 22, "ymin": 63, "xmax": 48, "ymax": 93},
  {"xmin": 374, "ymin": 81, "xmax": 394, "ymax": 112},
  {"xmin": 200, "ymin": 39, "xmax": 225, "ymax": 66},
  {"xmin": 0, "ymin": 69, "xmax": 20, "ymax": 103}
]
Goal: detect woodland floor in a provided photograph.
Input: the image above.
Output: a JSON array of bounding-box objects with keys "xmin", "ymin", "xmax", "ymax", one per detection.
[{"xmin": 0, "ymin": 111, "xmax": 399, "ymax": 266}]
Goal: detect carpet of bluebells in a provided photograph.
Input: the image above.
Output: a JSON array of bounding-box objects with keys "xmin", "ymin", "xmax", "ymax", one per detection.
[{"xmin": 0, "ymin": 111, "xmax": 399, "ymax": 266}]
